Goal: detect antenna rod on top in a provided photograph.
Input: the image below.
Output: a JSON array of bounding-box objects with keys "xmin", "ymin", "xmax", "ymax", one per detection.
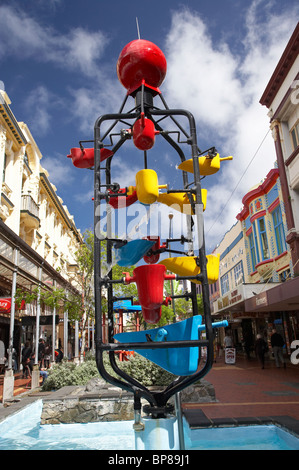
[{"xmin": 136, "ymin": 17, "xmax": 141, "ymax": 39}]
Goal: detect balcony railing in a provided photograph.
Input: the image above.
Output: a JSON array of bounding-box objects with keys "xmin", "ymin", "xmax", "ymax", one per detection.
[{"xmin": 20, "ymin": 194, "xmax": 40, "ymax": 229}]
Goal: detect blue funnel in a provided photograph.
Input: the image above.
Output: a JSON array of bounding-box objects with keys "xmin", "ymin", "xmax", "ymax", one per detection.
[
  {"xmin": 114, "ymin": 239, "xmax": 155, "ymax": 266},
  {"xmin": 114, "ymin": 317, "xmax": 228, "ymax": 376},
  {"xmin": 113, "ymin": 300, "xmax": 142, "ymax": 312}
]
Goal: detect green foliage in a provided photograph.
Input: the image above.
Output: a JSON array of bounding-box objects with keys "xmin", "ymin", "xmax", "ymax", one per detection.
[
  {"xmin": 118, "ymin": 354, "xmax": 177, "ymax": 386},
  {"xmin": 41, "ymin": 359, "xmax": 99, "ymax": 391},
  {"xmin": 41, "ymin": 353, "xmax": 177, "ymax": 391}
]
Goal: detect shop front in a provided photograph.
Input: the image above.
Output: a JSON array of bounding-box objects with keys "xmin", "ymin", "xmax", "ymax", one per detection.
[
  {"xmin": 212, "ymin": 279, "xmax": 299, "ymax": 358},
  {"xmin": 0, "ymin": 220, "xmax": 80, "ymax": 374}
]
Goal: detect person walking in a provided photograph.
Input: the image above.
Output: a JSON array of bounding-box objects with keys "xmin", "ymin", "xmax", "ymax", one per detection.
[
  {"xmin": 271, "ymin": 329, "xmax": 286, "ymax": 368},
  {"xmin": 255, "ymin": 334, "xmax": 268, "ymax": 369},
  {"xmin": 224, "ymin": 332, "xmax": 233, "ymax": 348},
  {"xmin": 38, "ymin": 338, "xmax": 45, "ymax": 368},
  {"xmin": 21, "ymin": 341, "xmax": 32, "ymax": 378}
]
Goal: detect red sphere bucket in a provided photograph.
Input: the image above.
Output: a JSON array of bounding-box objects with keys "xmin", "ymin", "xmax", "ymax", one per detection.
[
  {"xmin": 133, "ymin": 264, "xmax": 166, "ymax": 324},
  {"xmin": 117, "ymin": 39, "xmax": 167, "ymax": 94}
]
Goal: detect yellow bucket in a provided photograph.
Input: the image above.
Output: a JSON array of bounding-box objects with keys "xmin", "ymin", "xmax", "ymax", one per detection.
[
  {"xmin": 159, "ymin": 254, "xmax": 220, "ymax": 284},
  {"xmin": 135, "ymin": 169, "xmax": 168, "ymax": 205},
  {"xmin": 135, "ymin": 169, "xmax": 159, "ymax": 204}
]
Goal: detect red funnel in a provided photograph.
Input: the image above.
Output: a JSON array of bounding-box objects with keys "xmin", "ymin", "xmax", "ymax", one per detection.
[
  {"xmin": 67, "ymin": 148, "xmax": 113, "ymax": 169},
  {"xmin": 124, "ymin": 265, "xmax": 175, "ymax": 324}
]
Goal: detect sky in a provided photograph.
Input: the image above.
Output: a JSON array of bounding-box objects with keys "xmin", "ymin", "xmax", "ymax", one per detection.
[{"xmin": 0, "ymin": 0, "xmax": 298, "ymax": 255}]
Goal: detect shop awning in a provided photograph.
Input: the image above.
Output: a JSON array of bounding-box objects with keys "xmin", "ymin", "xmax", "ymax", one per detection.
[
  {"xmin": 212, "ymin": 278, "xmax": 299, "ymax": 317},
  {"xmin": 245, "ymin": 276, "xmax": 299, "ymax": 312},
  {"xmin": 212, "ymin": 282, "xmax": 280, "ymax": 316}
]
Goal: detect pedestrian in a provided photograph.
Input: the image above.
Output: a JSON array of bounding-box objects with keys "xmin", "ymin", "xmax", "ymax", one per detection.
[
  {"xmin": 44, "ymin": 343, "xmax": 51, "ymax": 369},
  {"xmin": 21, "ymin": 341, "xmax": 32, "ymax": 378},
  {"xmin": 271, "ymin": 329, "xmax": 286, "ymax": 368},
  {"xmin": 255, "ymin": 334, "xmax": 268, "ymax": 369},
  {"xmin": 12, "ymin": 347, "xmax": 18, "ymax": 372},
  {"xmin": 40, "ymin": 368, "xmax": 48, "ymax": 385},
  {"xmin": 38, "ymin": 338, "xmax": 45, "ymax": 368},
  {"xmin": 55, "ymin": 346, "xmax": 63, "ymax": 363},
  {"xmin": 224, "ymin": 331, "xmax": 233, "ymax": 348},
  {"xmin": 0, "ymin": 339, "xmax": 5, "ymax": 374},
  {"xmin": 67, "ymin": 341, "xmax": 73, "ymax": 361}
]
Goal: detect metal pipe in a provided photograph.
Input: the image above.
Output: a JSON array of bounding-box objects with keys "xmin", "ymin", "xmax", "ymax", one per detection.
[
  {"xmin": 174, "ymin": 392, "xmax": 185, "ymax": 450},
  {"xmin": 34, "ymin": 266, "xmax": 42, "ymax": 365},
  {"xmin": 7, "ymin": 248, "xmax": 19, "ymax": 370}
]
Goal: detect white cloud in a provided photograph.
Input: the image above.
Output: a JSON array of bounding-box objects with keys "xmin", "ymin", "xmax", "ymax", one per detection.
[
  {"xmin": 68, "ymin": 80, "xmax": 124, "ymax": 134},
  {"xmin": 163, "ymin": 3, "xmax": 299, "ymax": 251},
  {"xmin": 41, "ymin": 153, "xmax": 75, "ymax": 186},
  {"xmin": 24, "ymin": 86, "xmax": 53, "ymax": 135},
  {"xmin": 0, "ymin": 5, "xmax": 108, "ymax": 76}
]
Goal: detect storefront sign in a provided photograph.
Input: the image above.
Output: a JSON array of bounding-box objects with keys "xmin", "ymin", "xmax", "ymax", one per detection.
[
  {"xmin": 255, "ymin": 292, "xmax": 268, "ymax": 307},
  {"xmin": 216, "ymin": 285, "xmax": 244, "ymax": 312},
  {"xmin": 225, "ymin": 348, "xmax": 236, "ymax": 364},
  {"xmin": 0, "ymin": 298, "xmax": 25, "ymax": 313}
]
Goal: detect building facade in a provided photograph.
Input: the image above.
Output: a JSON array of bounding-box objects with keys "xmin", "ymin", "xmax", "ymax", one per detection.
[
  {"xmin": 260, "ymin": 22, "xmax": 299, "ymax": 275},
  {"xmin": 210, "ymin": 24, "xmax": 299, "ymax": 357},
  {"xmin": 237, "ymin": 168, "xmax": 291, "ymax": 283},
  {"xmin": 212, "ymin": 169, "xmax": 297, "ymax": 354},
  {"xmin": 0, "ymin": 87, "xmax": 83, "ymax": 368}
]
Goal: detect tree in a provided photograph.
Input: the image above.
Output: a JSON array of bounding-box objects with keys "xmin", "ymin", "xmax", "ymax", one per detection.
[
  {"xmin": 71, "ymin": 229, "xmax": 95, "ymax": 359},
  {"xmin": 163, "ymin": 279, "xmax": 203, "ymax": 321}
]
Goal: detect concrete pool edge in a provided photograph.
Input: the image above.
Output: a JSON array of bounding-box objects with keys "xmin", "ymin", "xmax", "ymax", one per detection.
[
  {"xmin": 183, "ymin": 408, "xmax": 299, "ymax": 439},
  {"xmin": 1, "ymin": 399, "xmax": 299, "ymax": 450},
  {"xmin": 1, "ymin": 392, "xmax": 299, "ymax": 444}
]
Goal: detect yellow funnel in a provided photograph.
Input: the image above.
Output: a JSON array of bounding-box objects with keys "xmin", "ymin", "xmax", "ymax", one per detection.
[
  {"xmin": 159, "ymin": 254, "xmax": 220, "ymax": 284},
  {"xmin": 178, "ymin": 154, "xmax": 233, "ymax": 176},
  {"xmin": 157, "ymin": 190, "xmax": 207, "ymax": 214}
]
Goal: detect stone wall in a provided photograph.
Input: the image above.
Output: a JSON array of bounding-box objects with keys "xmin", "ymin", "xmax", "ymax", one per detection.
[{"xmin": 41, "ymin": 378, "xmax": 216, "ymax": 425}]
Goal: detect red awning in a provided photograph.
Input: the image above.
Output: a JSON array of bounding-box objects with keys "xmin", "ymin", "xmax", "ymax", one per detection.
[{"xmin": 0, "ymin": 298, "xmax": 25, "ymax": 313}]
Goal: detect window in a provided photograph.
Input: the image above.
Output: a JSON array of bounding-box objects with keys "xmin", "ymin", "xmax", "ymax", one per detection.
[
  {"xmin": 24, "ymin": 152, "xmax": 30, "ymax": 167},
  {"xmin": 248, "ymin": 232, "xmax": 257, "ymax": 270},
  {"xmin": 279, "ymin": 269, "xmax": 290, "ymax": 282},
  {"xmin": 252, "ymin": 222, "xmax": 260, "ymax": 263},
  {"xmin": 257, "ymin": 217, "xmax": 269, "ymax": 260},
  {"xmin": 2, "ymin": 153, "xmax": 7, "ymax": 182},
  {"xmin": 234, "ymin": 262, "xmax": 243, "ymax": 286},
  {"xmin": 290, "ymin": 122, "xmax": 299, "ymax": 150},
  {"xmin": 220, "ymin": 273, "xmax": 229, "ymax": 295},
  {"xmin": 272, "ymin": 206, "xmax": 286, "ymax": 255}
]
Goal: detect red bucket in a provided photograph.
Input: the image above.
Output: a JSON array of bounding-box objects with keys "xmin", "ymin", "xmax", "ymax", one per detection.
[{"xmin": 133, "ymin": 117, "xmax": 156, "ymax": 151}]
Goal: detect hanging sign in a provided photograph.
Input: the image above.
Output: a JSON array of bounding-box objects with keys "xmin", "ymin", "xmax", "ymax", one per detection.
[{"xmin": 0, "ymin": 298, "xmax": 25, "ymax": 313}]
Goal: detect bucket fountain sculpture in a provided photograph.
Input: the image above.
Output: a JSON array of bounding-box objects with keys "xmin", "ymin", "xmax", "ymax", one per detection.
[{"xmin": 68, "ymin": 37, "xmax": 232, "ymax": 450}]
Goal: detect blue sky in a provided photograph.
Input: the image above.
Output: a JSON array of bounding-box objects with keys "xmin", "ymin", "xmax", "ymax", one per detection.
[{"xmin": 0, "ymin": 0, "xmax": 298, "ymax": 253}]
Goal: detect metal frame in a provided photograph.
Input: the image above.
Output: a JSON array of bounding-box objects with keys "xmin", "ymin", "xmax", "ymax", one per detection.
[{"xmin": 93, "ymin": 88, "xmax": 214, "ymax": 417}]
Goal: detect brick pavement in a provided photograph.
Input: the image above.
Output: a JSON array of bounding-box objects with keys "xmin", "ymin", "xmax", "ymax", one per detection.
[
  {"xmin": 183, "ymin": 355, "xmax": 299, "ymax": 421},
  {"xmin": 0, "ymin": 372, "xmax": 35, "ymax": 402}
]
